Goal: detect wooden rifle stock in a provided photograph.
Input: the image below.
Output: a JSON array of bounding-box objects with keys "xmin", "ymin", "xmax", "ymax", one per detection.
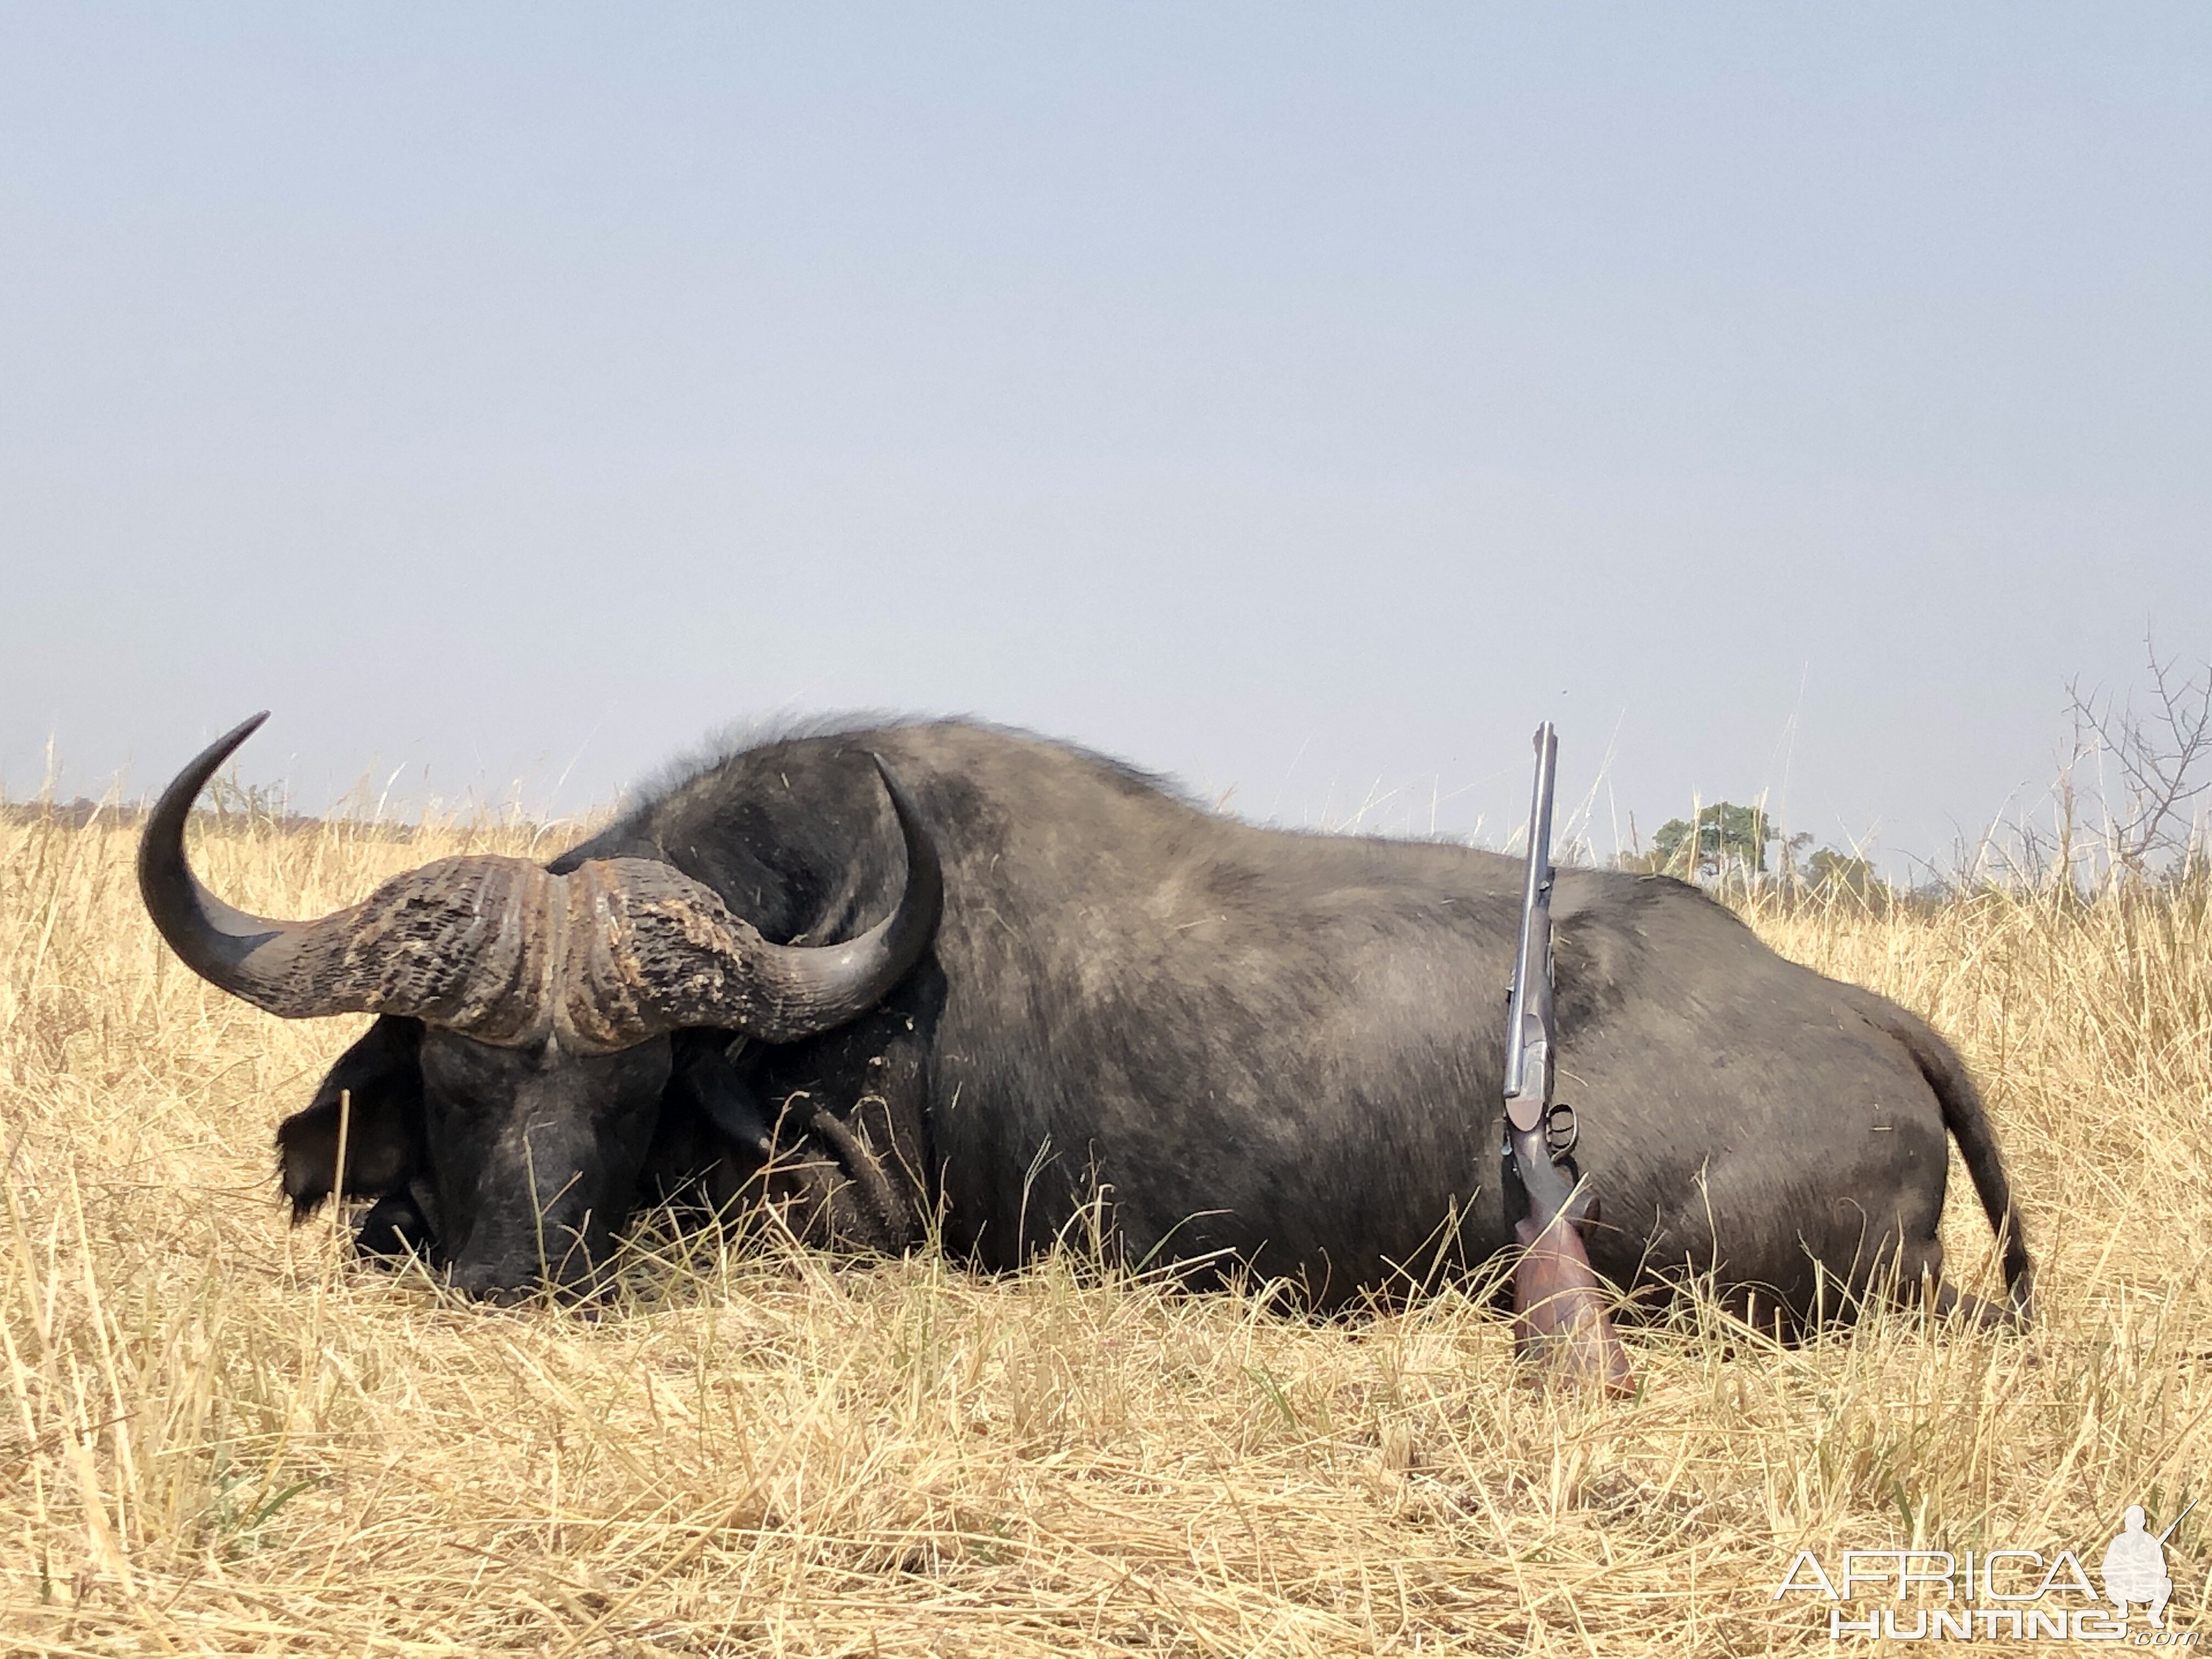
[{"xmin": 1512, "ymin": 1207, "xmax": 1635, "ymax": 1397}]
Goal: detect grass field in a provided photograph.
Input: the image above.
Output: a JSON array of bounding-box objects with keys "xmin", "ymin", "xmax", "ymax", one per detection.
[{"xmin": 3, "ymin": 800, "xmax": 2209, "ymax": 1655}]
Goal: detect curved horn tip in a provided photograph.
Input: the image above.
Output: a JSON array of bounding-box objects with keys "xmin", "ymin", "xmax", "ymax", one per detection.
[
  {"xmin": 142, "ymin": 713, "xmax": 275, "ymax": 855},
  {"xmin": 138, "ymin": 710, "xmax": 294, "ymax": 994},
  {"xmin": 162, "ymin": 712, "xmax": 274, "ymax": 802},
  {"xmin": 864, "ymin": 752, "xmax": 940, "ymax": 881},
  {"xmin": 213, "ymin": 710, "xmax": 274, "ymax": 766},
  {"xmin": 865, "ymin": 751, "xmax": 923, "ymax": 819},
  {"xmin": 194, "ymin": 710, "xmax": 274, "ymax": 761}
]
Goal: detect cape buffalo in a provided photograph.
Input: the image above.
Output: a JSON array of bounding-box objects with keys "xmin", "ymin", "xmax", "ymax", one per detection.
[{"xmin": 140, "ymin": 713, "xmax": 2032, "ymax": 1328}]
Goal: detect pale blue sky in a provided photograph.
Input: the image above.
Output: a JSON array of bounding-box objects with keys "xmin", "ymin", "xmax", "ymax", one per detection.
[{"xmin": 4, "ymin": 5, "xmax": 2206, "ymax": 871}]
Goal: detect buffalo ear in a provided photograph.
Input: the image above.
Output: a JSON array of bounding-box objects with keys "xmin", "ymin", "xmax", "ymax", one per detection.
[
  {"xmin": 276, "ymin": 1017, "xmax": 426, "ymax": 1220},
  {"xmin": 351, "ymin": 1187, "xmax": 437, "ymax": 1265},
  {"xmin": 667, "ymin": 1030, "xmax": 773, "ymax": 1156}
]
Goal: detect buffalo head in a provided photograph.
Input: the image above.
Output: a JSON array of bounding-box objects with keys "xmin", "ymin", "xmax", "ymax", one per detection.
[{"xmin": 139, "ymin": 713, "xmax": 941, "ymax": 1300}]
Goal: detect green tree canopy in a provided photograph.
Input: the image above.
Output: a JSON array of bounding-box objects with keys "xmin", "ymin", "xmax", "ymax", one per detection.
[
  {"xmin": 1805, "ymin": 847, "xmax": 1881, "ymax": 898},
  {"xmin": 1649, "ymin": 802, "xmax": 1775, "ymax": 879}
]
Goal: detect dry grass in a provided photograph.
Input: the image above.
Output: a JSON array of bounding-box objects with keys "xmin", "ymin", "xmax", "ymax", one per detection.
[{"xmin": 3, "ymin": 804, "xmax": 2210, "ymax": 1656}]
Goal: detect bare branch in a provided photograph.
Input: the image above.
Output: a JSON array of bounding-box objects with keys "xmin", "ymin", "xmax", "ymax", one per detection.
[{"xmin": 2066, "ymin": 635, "xmax": 2212, "ymax": 874}]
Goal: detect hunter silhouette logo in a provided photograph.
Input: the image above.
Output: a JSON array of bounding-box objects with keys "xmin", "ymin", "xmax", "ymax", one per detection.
[
  {"xmin": 1774, "ymin": 1499, "xmax": 2199, "ymax": 1642},
  {"xmin": 2103, "ymin": 1501, "xmax": 2193, "ymax": 1631}
]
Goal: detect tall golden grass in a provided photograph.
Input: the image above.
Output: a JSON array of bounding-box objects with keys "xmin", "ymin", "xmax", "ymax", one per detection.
[{"xmin": 3, "ymin": 800, "xmax": 2209, "ymax": 1655}]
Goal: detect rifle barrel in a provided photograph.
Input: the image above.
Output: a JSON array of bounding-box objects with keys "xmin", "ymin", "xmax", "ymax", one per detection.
[
  {"xmin": 2158, "ymin": 1497, "xmax": 2198, "ymax": 1545},
  {"xmin": 1503, "ymin": 722, "xmax": 1558, "ymax": 1127}
]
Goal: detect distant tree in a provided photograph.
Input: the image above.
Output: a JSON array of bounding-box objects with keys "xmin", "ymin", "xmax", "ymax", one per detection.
[
  {"xmin": 1805, "ymin": 847, "xmax": 1882, "ymax": 899},
  {"xmin": 1776, "ymin": 830, "xmax": 1814, "ymax": 887},
  {"xmin": 1648, "ymin": 803, "xmax": 1775, "ymax": 880}
]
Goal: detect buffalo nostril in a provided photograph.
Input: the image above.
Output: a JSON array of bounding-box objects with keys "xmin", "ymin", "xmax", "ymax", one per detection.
[{"xmin": 448, "ymin": 1269, "xmax": 611, "ymax": 1316}]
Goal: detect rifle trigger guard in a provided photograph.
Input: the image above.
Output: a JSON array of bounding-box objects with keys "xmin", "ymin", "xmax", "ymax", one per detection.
[{"xmin": 1542, "ymin": 1101, "xmax": 1579, "ymax": 1161}]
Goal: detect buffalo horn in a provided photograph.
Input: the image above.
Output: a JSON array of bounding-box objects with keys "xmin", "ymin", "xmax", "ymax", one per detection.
[
  {"xmin": 137, "ymin": 714, "xmax": 555, "ymax": 1040},
  {"xmin": 140, "ymin": 718, "xmax": 942, "ymax": 1052},
  {"xmin": 556, "ymin": 755, "xmax": 943, "ymax": 1051}
]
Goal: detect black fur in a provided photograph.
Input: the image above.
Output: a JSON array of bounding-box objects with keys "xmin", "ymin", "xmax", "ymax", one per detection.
[
  {"xmin": 276, "ymin": 1016, "xmax": 425, "ymax": 1217},
  {"xmin": 282, "ymin": 718, "xmax": 2031, "ymax": 1322}
]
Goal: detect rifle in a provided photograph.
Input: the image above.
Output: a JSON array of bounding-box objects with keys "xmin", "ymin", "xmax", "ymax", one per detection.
[{"xmin": 1502, "ymin": 723, "xmax": 1635, "ymax": 1396}]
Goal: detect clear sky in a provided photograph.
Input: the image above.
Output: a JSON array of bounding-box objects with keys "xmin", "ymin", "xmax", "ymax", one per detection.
[{"xmin": 4, "ymin": 5, "xmax": 2206, "ymax": 873}]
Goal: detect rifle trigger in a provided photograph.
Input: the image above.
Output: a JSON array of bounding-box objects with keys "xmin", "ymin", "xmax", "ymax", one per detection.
[{"xmin": 1543, "ymin": 1101, "xmax": 1579, "ymax": 1161}]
